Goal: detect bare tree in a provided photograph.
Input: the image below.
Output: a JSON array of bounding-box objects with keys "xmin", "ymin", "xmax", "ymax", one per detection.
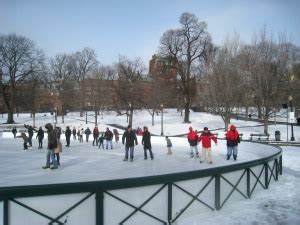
[
  {"xmin": 0, "ymin": 34, "xmax": 45, "ymax": 123},
  {"xmin": 109, "ymin": 57, "xmax": 145, "ymax": 127},
  {"xmin": 204, "ymin": 34, "xmax": 242, "ymax": 130},
  {"xmin": 71, "ymin": 48, "xmax": 98, "ymax": 117},
  {"xmin": 159, "ymin": 12, "xmax": 212, "ymax": 123}
]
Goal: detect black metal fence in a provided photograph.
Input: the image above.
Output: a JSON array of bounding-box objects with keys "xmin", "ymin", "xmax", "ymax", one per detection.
[{"xmin": 0, "ymin": 145, "xmax": 282, "ymax": 225}]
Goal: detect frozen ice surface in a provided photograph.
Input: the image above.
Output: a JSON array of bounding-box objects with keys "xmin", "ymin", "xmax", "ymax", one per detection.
[{"xmin": 0, "ymin": 136, "xmax": 279, "ymax": 188}]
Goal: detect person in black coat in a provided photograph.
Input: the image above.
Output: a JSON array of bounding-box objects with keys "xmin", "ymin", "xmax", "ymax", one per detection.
[
  {"xmin": 24, "ymin": 124, "xmax": 34, "ymax": 147},
  {"xmin": 72, "ymin": 127, "xmax": 77, "ymax": 140},
  {"xmin": 36, "ymin": 127, "xmax": 44, "ymax": 149},
  {"xmin": 12, "ymin": 127, "xmax": 17, "ymax": 138},
  {"xmin": 122, "ymin": 125, "xmax": 138, "ymax": 162},
  {"xmin": 104, "ymin": 127, "xmax": 114, "ymax": 149},
  {"xmin": 84, "ymin": 127, "xmax": 91, "ymax": 142},
  {"xmin": 43, "ymin": 123, "xmax": 58, "ymax": 169},
  {"xmin": 142, "ymin": 126, "xmax": 153, "ymax": 160},
  {"xmin": 65, "ymin": 126, "xmax": 72, "ymax": 147}
]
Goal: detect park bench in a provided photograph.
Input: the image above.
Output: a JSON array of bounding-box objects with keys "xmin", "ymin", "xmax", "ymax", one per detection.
[{"xmin": 250, "ymin": 133, "xmax": 270, "ymax": 141}]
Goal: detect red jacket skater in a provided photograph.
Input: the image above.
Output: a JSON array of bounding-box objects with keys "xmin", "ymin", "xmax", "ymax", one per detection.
[{"xmin": 198, "ymin": 129, "xmax": 217, "ymax": 148}]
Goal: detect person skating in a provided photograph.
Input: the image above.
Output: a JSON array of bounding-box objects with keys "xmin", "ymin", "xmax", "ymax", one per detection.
[
  {"xmin": 24, "ymin": 124, "xmax": 34, "ymax": 147},
  {"xmin": 79, "ymin": 128, "xmax": 84, "ymax": 142},
  {"xmin": 84, "ymin": 127, "xmax": 91, "ymax": 142},
  {"xmin": 65, "ymin": 126, "xmax": 71, "ymax": 147},
  {"xmin": 104, "ymin": 127, "xmax": 113, "ymax": 149},
  {"xmin": 226, "ymin": 125, "xmax": 240, "ymax": 160},
  {"xmin": 17, "ymin": 132, "xmax": 29, "ymax": 150},
  {"xmin": 93, "ymin": 126, "xmax": 99, "ymax": 146},
  {"xmin": 72, "ymin": 127, "xmax": 77, "ymax": 140},
  {"xmin": 198, "ymin": 127, "xmax": 217, "ymax": 164},
  {"xmin": 166, "ymin": 136, "xmax": 172, "ymax": 154},
  {"xmin": 122, "ymin": 125, "xmax": 138, "ymax": 162},
  {"xmin": 36, "ymin": 127, "xmax": 44, "ymax": 149},
  {"xmin": 98, "ymin": 134, "xmax": 104, "ymax": 149},
  {"xmin": 142, "ymin": 126, "xmax": 153, "ymax": 160},
  {"xmin": 113, "ymin": 129, "xmax": 119, "ymax": 143},
  {"xmin": 43, "ymin": 123, "xmax": 58, "ymax": 170},
  {"xmin": 55, "ymin": 127, "xmax": 62, "ymax": 166},
  {"xmin": 187, "ymin": 127, "xmax": 199, "ymax": 158},
  {"xmin": 12, "ymin": 127, "xmax": 17, "ymax": 138}
]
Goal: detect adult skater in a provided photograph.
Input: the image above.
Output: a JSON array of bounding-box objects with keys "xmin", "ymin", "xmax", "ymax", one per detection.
[
  {"xmin": 93, "ymin": 126, "xmax": 99, "ymax": 146},
  {"xmin": 36, "ymin": 127, "xmax": 44, "ymax": 149},
  {"xmin": 226, "ymin": 125, "xmax": 240, "ymax": 160},
  {"xmin": 104, "ymin": 127, "xmax": 113, "ymax": 149},
  {"xmin": 43, "ymin": 123, "xmax": 58, "ymax": 170},
  {"xmin": 187, "ymin": 127, "xmax": 199, "ymax": 158},
  {"xmin": 84, "ymin": 127, "xmax": 91, "ymax": 142},
  {"xmin": 198, "ymin": 127, "xmax": 217, "ymax": 164},
  {"xmin": 12, "ymin": 127, "xmax": 17, "ymax": 138},
  {"xmin": 113, "ymin": 129, "xmax": 119, "ymax": 143},
  {"xmin": 24, "ymin": 124, "xmax": 34, "ymax": 147},
  {"xmin": 65, "ymin": 126, "xmax": 71, "ymax": 147},
  {"xmin": 17, "ymin": 132, "xmax": 29, "ymax": 150},
  {"xmin": 72, "ymin": 127, "xmax": 77, "ymax": 140},
  {"xmin": 55, "ymin": 127, "xmax": 62, "ymax": 166},
  {"xmin": 122, "ymin": 125, "xmax": 138, "ymax": 162},
  {"xmin": 165, "ymin": 136, "xmax": 172, "ymax": 154},
  {"xmin": 142, "ymin": 126, "xmax": 153, "ymax": 160}
]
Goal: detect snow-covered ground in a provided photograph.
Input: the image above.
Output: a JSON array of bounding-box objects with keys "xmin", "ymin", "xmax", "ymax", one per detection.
[
  {"xmin": 1, "ymin": 109, "xmax": 300, "ymax": 141},
  {"xmin": 0, "ymin": 110, "xmax": 299, "ymax": 224}
]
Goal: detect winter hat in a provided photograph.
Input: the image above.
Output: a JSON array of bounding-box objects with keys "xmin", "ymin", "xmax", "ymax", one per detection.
[
  {"xmin": 189, "ymin": 127, "xmax": 193, "ymax": 131},
  {"xmin": 230, "ymin": 125, "xmax": 236, "ymax": 130},
  {"xmin": 203, "ymin": 127, "xmax": 208, "ymax": 131}
]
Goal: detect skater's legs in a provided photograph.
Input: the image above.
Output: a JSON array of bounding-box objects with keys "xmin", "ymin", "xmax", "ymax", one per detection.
[
  {"xmin": 125, "ymin": 146, "xmax": 129, "ymax": 159},
  {"xmin": 129, "ymin": 147, "xmax": 134, "ymax": 159}
]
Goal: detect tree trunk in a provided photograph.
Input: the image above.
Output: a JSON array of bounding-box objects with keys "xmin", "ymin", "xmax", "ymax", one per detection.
[
  {"xmin": 32, "ymin": 112, "xmax": 35, "ymax": 127},
  {"xmin": 245, "ymin": 106, "xmax": 249, "ymax": 121},
  {"xmin": 129, "ymin": 108, "xmax": 133, "ymax": 127},
  {"xmin": 184, "ymin": 94, "xmax": 190, "ymax": 123},
  {"xmin": 95, "ymin": 108, "xmax": 98, "ymax": 126},
  {"xmin": 6, "ymin": 85, "xmax": 15, "ymax": 124}
]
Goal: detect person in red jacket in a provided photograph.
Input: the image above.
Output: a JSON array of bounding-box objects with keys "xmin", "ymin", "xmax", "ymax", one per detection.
[
  {"xmin": 187, "ymin": 127, "xmax": 199, "ymax": 158},
  {"xmin": 198, "ymin": 127, "xmax": 217, "ymax": 164},
  {"xmin": 226, "ymin": 125, "xmax": 240, "ymax": 160}
]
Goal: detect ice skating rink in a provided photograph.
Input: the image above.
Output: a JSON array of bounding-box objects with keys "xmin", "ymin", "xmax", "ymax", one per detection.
[{"xmin": 0, "ymin": 136, "xmax": 281, "ymax": 188}]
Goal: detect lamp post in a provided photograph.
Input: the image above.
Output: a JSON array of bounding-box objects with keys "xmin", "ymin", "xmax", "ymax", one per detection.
[
  {"xmin": 289, "ymin": 95, "xmax": 295, "ymax": 141},
  {"xmin": 161, "ymin": 104, "xmax": 164, "ymax": 136}
]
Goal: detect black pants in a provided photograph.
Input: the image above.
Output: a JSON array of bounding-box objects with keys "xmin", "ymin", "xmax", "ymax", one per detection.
[
  {"xmin": 66, "ymin": 137, "xmax": 70, "ymax": 146},
  {"xmin": 28, "ymin": 135, "xmax": 33, "ymax": 146},
  {"xmin": 93, "ymin": 136, "xmax": 98, "ymax": 146},
  {"xmin": 38, "ymin": 138, "xmax": 43, "ymax": 148},
  {"xmin": 23, "ymin": 142, "xmax": 28, "ymax": 150},
  {"xmin": 99, "ymin": 142, "xmax": 104, "ymax": 149},
  {"xmin": 73, "ymin": 134, "xmax": 76, "ymax": 140},
  {"xmin": 144, "ymin": 148, "xmax": 153, "ymax": 159}
]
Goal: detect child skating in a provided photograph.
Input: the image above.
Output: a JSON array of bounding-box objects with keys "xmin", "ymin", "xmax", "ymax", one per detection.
[
  {"xmin": 198, "ymin": 127, "xmax": 217, "ymax": 164},
  {"xmin": 165, "ymin": 136, "xmax": 172, "ymax": 155}
]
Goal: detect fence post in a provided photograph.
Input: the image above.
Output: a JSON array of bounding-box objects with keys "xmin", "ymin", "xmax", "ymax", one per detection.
[
  {"xmin": 275, "ymin": 158, "xmax": 278, "ymax": 181},
  {"xmin": 247, "ymin": 168, "xmax": 251, "ymax": 198},
  {"xmin": 215, "ymin": 175, "xmax": 221, "ymax": 210},
  {"xmin": 264, "ymin": 163, "xmax": 269, "ymax": 189},
  {"xmin": 279, "ymin": 155, "xmax": 282, "ymax": 175},
  {"xmin": 168, "ymin": 183, "xmax": 172, "ymax": 225},
  {"xmin": 96, "ymin": 189, "xmax": 104, "ymax": 225},
  {"xmin": 3, "ymin": 199, "xmax": 9, "ymax": 225}
]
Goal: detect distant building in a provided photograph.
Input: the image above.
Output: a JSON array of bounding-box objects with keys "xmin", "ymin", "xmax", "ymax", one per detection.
[{"xmin": 149, "ymin": 54, "xmax": 177, "ymax": 81}]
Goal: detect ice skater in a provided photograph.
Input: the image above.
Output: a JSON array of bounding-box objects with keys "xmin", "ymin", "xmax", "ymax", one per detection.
[
  {"xmin": 85, "ymin": 127, "xmax": 91, "ymax": 142},
  {"xmin": 36, "ymin": 126, "xmax": 44, "ymax": 149},
  {"xmin": 142, "ymin": 126, "xmax": 153, "ymax": 160},
  {"xmin": 187, "ymin": 127, "xmax": 199, "ymax": 158},
  {"xmin": 43, "ymin": 123, "xmax": 58, "ymax": 170},
  {"xmin": 72, "ymin": 127, "xmax": 77, "ymax": 140},
  {"xmin": 165, "ymin": 136, "xmax": 172, "ymax": 154},
  {"xmin": 104, "ymin": 127, "xmax": 113, "ymax": 149},
  {"xmin": 98, "ymin": 134, "xmax": 104, "ymax": 149},
  {"xmin": 24, "ymin": 124, "xmax": 34, "ymax": 147},
  {"xmin": 198, "ymin": 127, "xmax": 217, "ymax": 164},
  {"xmin": 226, "ymin": 125, "xmax": 240, "ymax": 160},
  {"xmin": 12, "ymin": 127, "xmax": 17, "ymax": 138},
  {"xmin": 65, "ymin": 126, "xmax": 71, "ymax": 147},
  {"xmin": 93, "ymin": 126, "xmax": 99, "ymax": 146},
  {"xmin": 17, "ymin": 132, "xmax": 29, "ymax": 150},
  {"xmin": 122, "ymin": 125, "xmax": 138, "ymax": 162}
]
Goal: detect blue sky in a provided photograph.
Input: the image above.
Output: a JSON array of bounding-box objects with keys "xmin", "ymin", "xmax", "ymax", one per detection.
[{"xmin": 1, "ymin": 0, "xmax": 299, "ymax": 65}]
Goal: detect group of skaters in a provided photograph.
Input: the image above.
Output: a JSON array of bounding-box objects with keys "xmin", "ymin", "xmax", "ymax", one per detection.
[{"xmin": 13, "ymin": 123, "xmax": 240, "ymax": 169}]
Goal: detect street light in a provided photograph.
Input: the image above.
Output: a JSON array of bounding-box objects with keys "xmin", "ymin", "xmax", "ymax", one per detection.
[
  {"xmin": 288, "ymin": 95, "xmax": 295, "ymax": 141},
  {"xmin": 161, "ymin": 104, "xmax": 164, "ymax": 136}
]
